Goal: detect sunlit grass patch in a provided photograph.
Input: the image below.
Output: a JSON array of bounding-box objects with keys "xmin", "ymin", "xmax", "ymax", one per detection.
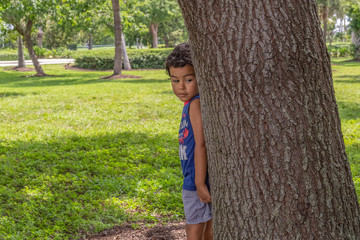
[{"xmin": 332, "ymin": 57, "xmax": 360, "ymax": 200}]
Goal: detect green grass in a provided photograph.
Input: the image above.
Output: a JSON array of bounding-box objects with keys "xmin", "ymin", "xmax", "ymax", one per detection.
[
  {"xmin": 0, "ymin": 58, "xmax": 359, "ymax": 239},
  {"xmin": 331, "ymin": 57, "xmax": 360, "ymax": 198},
  {"xmin": 0, "ymin": 66, "xmax": 182, "ymax": 239}
]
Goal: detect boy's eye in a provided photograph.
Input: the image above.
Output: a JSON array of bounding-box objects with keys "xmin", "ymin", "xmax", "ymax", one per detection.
[
  {"xmin": 186, "ymin": 79, "xmax": 193, "ymax": 82},
  {"xmin": 172, "ymin": 79, "xmax": 179, "ymax": 83}
]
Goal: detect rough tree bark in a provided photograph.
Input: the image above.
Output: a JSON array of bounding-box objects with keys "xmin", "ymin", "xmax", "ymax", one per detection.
[
  {"xmin": 111, "ymin": 0, "xmax": 122, "ymax": 75},
  {"xmin": 178, "ymin": 0, "xmax": 360, "ymax": 239},
  {"xmin": 150, "ymin": 23, "xmax": 159, "ymax": 48},
  {"xmin": 17, "ymin": 36, "xmax": 25, "ymax": 68},
  {"xmin": 121, "ymin": 33, "xmax": 131, "ymax": 70}
]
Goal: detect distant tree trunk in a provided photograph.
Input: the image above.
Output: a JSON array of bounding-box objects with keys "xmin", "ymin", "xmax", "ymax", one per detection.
[
  {"xmin": 17, "ymin": 36, "xmax": 25, "ymax": 68},
  {"xmin": 178, "ymin": 0, "xmax": 360, "ymax": 239},
  {"xmin": 37, "ymin": 27, "xmax": 44, "ymax": 48},
  {"xmin": 322, "ymin": 5, "xmax": 328, "ymax": 44},
  {"xmin": 150, "ymin": 23, "xmax": 159, "ymax": 48},
  {"xmin": 343, "ymin": 18, "xmax": 347, "ymax": 42},
  {"xmin": 121, "ymin": 33, "xmax": 131, "ymax": 70},
  {"xmin": 23, "ymin": 20, "xmax": 45, "ymax": 76},
  {"xmin": 164, "ymin": 35, "xmax": 170, "ymax": 48},
  {"xmin": 112, "ymin": 0, "xmax": 122, "ymax": 75},
  {"xmin": 352, "ymin": 32, "xmax": 360, "ymax": 60},
  {"xmin": 88, "ymin": 33, "xmax": 93, "ymax": 50}
]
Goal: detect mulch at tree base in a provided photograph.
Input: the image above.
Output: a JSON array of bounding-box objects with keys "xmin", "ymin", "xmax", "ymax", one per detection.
[
  {"xmin": 84, "ymin": 222, "xmax": 186, "ymax": 240},
  {"xmin": 4, "ymin": 66, "xmax": 35, "ymax": 72}
]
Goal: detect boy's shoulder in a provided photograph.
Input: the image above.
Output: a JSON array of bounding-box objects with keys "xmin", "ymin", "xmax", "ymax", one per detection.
[{"xmin": 189, "ymin": 98, "xmax": 201, "ymax": 119}]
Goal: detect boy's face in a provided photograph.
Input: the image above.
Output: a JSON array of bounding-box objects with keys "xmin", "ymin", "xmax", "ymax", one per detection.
[{"xmin": 170, "ymin": 65, "xmax": 199, "ymax": 102}]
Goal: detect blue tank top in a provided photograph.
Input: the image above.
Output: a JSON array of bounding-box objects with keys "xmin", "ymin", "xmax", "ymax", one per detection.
[{"xmin": 178, "ymin": 94, "xmax": 199, "ymax": 191}]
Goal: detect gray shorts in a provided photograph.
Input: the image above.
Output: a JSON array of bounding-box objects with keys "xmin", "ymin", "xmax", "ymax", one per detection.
[{"xmin": 182, "ymin": 189, "xmax": 212, "ymax": 225}]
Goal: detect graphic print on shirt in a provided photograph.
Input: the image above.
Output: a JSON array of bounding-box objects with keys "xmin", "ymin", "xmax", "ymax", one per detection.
[{"xmin": 179, "ymin": 116, "xmax": 189, "ymax": 160}]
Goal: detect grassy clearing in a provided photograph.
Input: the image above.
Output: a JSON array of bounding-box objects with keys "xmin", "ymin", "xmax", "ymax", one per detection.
[
  {"xmin": 331, "ymin": 57, "xmax": 360, "ymax": 198},
  {"xmin": 0, "ymin": 58, "xmax": 359, "ymax": 239},
  {"xmin": 0, "ymin": 66, "xmax": 182, "ymax": 239}
]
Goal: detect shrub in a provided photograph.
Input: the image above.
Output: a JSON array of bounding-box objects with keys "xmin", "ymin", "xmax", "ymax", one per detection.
[
  {"xmin": 327, "ymin": 45, "xmax": 352, "ymax": 58},
  {"xmin": 33, "ymin": 46, "xmax": 48, "ymax": 58},
  {"xmin": 67, "ymin": 44, "xmax": 77, "ymax": 50},
  {"xmin": 75, "ymin": 55, "xmax": 114, "ymax": 70},
  {"xmin": 0, "ymin": 53, "xmax": 30, "ymax": 61},
  {"xmin": 74, "ymin": 48, "xmax": 173, "ymax": 70},
  {"xmin": 33, "ymin": 46, "xmax": 73, "ymax": 59},
  {"xmin": 0, "ymin": 49, "xmax": 30, "ymax": 61}
]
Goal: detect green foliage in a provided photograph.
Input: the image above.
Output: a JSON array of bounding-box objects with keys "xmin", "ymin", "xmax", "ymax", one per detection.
[
  {"xmin": 0, "ymin": 54, "xmax": 30, "ymax": 61},
  {"xmin": 327, "ymin": 45, "xmax": 352, "ymax": 57},
  {"xmin": 0, "ymin": 65, "xmax": 182, "ymax": 239},
  {"xmin": 348, "ymin": 2, "xmax": 360, "ymax": 33},
  {"xmin": 74, "ymin": 48, "xmax": 173, "ymax": 70},
  {"xmin": 67, "ymin": 44, "xmax": 77, "ymax": 50},
  {"xmin": 0, "ymin": 48, "xmax": 30, "ymax": 61},
  {"xmin": 33, "ymin": 46, "xmax": 73, "ymax": 59},
  {"xmin": 331, "ymin": 57, "xmax": 360, "ymax": 200}
]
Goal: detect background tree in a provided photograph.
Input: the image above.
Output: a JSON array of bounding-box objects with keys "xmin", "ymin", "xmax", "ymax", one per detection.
[
  {"xmin": 0, "ymin": 0, "xmax": 56, "ymax": 76},
  {"xmin": 158, "ymin": 8, "xmax": 188, "ymax": 47},
  {"xmin": 177, "ymin": 0, "xmax": 360, "ymax": 239},
  {"xmin": 111, "ymin": 0, "xmax": 122, "ymax": 76},
  {"xmin": 17, "ymin": 36, "xmax": 25, "ymax": 68},
  {"xmin": 348, "ymin": 1, "xmax": 360, "ymax": 59},
  {"xmin": 97, "ymin": 0, "xmax": 133, "ymax": 69},
  {"xmin": 317, "ymin": 0, "xmax": 340, "ymax": 43},
  {"xmin": 138, "ymin": 0, "xmax": 178, "ymax": 48},
  {"xmin": 0, "ymin": 0, "xmax": 105, "ymax": 76}
]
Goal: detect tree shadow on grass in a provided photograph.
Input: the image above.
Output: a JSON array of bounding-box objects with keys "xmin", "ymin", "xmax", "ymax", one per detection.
[
  {"xmin": 334, "ymin": 75, "xmax": 360, "ymax": 84},
  {"xmin": 337, "ymin": 101, "xmax": 360, "ymax": 120},
  {"xmin": 0, "ymin": 71, "xmax": 114, "ymax": 87},
  {"xmin": 0, "ymin": 92, "xmax": 26, "ymax": 98},
  {"xmin": 0, "ymin": 71, "xmax": 168, "ymax": 88}
]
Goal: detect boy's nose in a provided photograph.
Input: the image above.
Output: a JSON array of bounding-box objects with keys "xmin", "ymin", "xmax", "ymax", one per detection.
[{"xmin": 179, "ymin": 82, "xmax": 185, "ymax": 90}]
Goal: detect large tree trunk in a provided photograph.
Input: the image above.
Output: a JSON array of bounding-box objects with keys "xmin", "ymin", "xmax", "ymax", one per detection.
[
  {"xmin": 17, "ymin": 36, "xmax": 25, "ymax": 68},
  {"xmin": 150, "ymin": 23, "xmax": 159, "ymax": 48},
  {"xmin": 112, "ymin": 0, "xmax": 122, "ymax": 75},
  {"xmin": 178, "ymin": 1, "xmax": 360, "ymax": 239},
  {"xmin": 121, "ymin": 33, "xmax": 131, "ymax": 70},
  {"xmin": 24, "ymin": 20, "xmax": 45, "ymax": 76}
]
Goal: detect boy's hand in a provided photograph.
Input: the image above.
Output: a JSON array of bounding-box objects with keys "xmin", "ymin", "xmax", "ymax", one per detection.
[{"xmin": 197, "ymin": 184, "xmax": 211, "ymax": 203}]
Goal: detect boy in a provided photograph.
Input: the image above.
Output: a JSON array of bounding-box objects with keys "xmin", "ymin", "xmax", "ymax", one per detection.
[{"xmin": 166, "ymin": 42, "xmax": 213, "ymax": 240}]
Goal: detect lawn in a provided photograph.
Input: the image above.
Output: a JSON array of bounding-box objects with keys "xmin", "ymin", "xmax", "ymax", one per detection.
[
  {"xmin": 0, "ymin": 66, "xmax": 183, "ymax": 239},
  {"xmin": 0, "ymin": 59, "xmax": 359, "ymax": 239}
]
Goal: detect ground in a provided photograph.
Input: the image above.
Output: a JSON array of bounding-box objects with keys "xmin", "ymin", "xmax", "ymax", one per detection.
[
  {"xmin": 85, "ymin": 222, "xmax": 186, "ymax": 240},
  {"xmin": 6, "ymin": 64, "xmax": 185, "ymax": 240}
]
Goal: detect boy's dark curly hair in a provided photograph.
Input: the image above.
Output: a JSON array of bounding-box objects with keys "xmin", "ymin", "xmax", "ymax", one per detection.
[{"xmin": 165, "ymin": 42, "xmax": 193, "ymax": 76}]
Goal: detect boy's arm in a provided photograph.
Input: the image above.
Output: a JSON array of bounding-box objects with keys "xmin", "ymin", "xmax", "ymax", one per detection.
[{"xmin": 189, "ymin": 99, "xmax": 211, "ymax": 203}]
